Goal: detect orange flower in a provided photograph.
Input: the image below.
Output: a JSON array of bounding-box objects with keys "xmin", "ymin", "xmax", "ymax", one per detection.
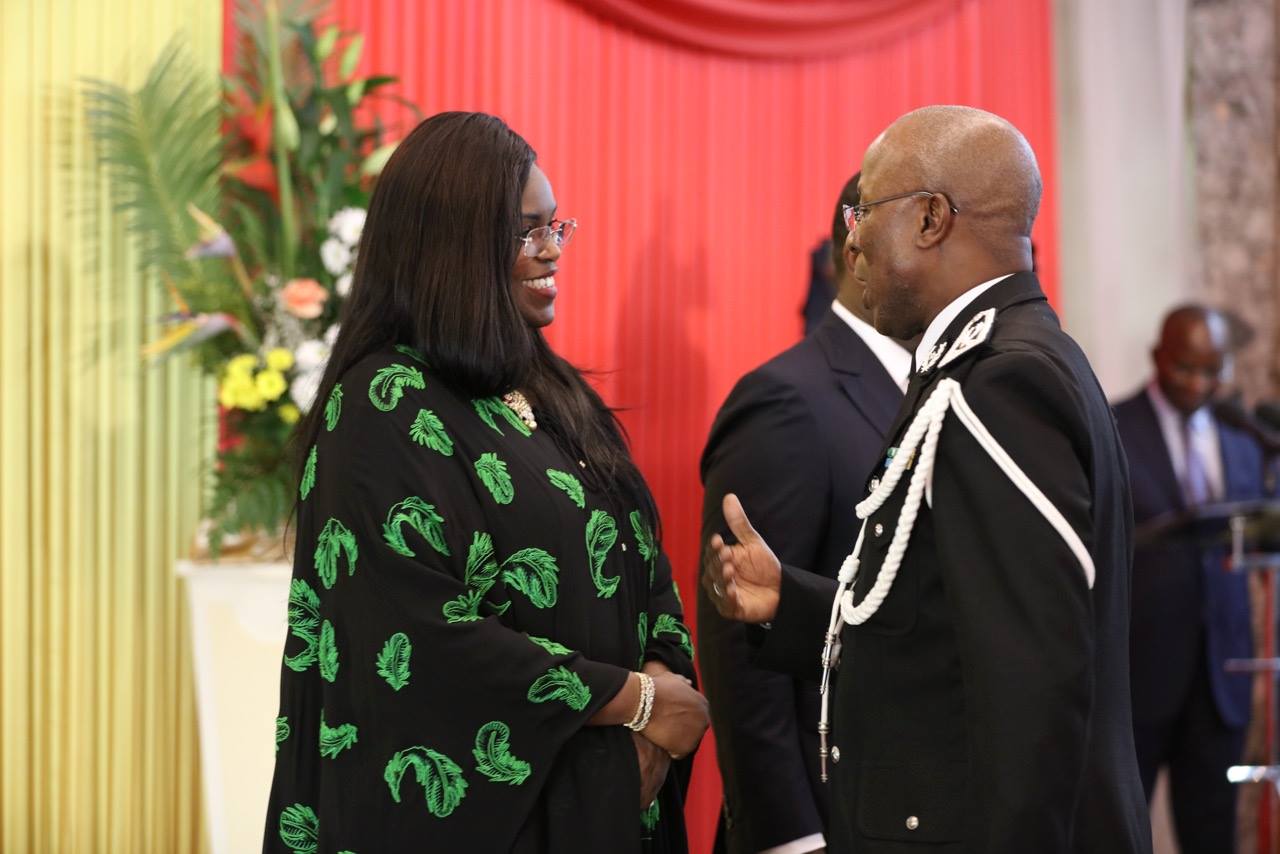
[
  {"xmin": 227, "ymin": 156, "xmax": 278, "ymax": 198},
  {"xmin": 279, "ymin": 278, "xmax": 329, "ymax": 320}
]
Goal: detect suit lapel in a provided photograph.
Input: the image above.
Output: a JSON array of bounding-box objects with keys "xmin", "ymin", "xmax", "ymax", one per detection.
[
  {"xmin": 1133, "ymin": 391, "xmax": 1186, "ymax": 511},
  {"xmin": 814, "ymin": 311, "xmax": 905, "ymax": 440}
]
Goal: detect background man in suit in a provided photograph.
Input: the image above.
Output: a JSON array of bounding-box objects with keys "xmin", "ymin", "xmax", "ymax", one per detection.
[
  {"xmin": 702, "ymin": 105, "xmax": 1151, "ymax": 853},
  {"xmin": 1114, "ymin": 306, "xmax": 1266, "ymax": 854},
  {"xmin": 698, "ymin": 174, "xmax": 908, "ymax": 854}
]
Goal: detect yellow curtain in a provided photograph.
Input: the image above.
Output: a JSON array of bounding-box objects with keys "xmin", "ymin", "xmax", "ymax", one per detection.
[{"xmin": 0, "ymin": 1, "xmax": 219, "ymax": 851}]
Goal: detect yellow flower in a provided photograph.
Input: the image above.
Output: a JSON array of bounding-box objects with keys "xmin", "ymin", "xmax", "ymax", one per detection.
[
  {"xmin": 255, "ymin": 369, "xmax": 288, "ymax": 402},
  {"xmin": 278, "ymin": 403, "xmax": 301, "ymax": 425},
  {"xmin": 266, "ymin": 347, "xmax": 294, "ymax": 372},
  {"xmin": 236, "ymin": 385, "xmax": 266, "ymax": 411},
  {"xmin": 218, "ymin": 374, "xmax": 255, "ymax": 410},
  {"xmin": 227, "ymin": 353, "xmax": 259, "ymax": 378}
]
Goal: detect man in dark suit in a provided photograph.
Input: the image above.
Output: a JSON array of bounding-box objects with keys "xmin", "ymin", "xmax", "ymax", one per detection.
[
  {"xmin": 698, "ymin": 173, "xmax": 908, "ymax": 854},
  {"xmin": 702, "ymin": 105, "xmax": 1151, "ymax": 853},
  {"xmin": 1114, "ymin": 306, "xmax": 1265, "ymax": 854}
]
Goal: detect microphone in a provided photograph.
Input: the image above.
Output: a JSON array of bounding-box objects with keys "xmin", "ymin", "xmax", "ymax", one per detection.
[{"xmin": 1213, "ymin": 398, "xmax": 1280, "ymax": 456}]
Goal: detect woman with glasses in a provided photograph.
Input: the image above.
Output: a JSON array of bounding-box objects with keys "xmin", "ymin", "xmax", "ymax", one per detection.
[{"xmin": 264, "ymin": 111, "xmax": 707, "ymax": 854}]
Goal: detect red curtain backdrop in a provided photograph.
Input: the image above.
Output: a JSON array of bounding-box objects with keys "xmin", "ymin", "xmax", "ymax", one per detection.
[{"xmin": 246, "ymin": 1, "xmax": 1058, "ymax": 849}]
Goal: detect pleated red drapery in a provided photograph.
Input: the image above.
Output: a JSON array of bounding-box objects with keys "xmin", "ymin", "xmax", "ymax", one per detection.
[{"xmin": 279, "ymin": 1, "xmax": 1058, "ymax": 849}]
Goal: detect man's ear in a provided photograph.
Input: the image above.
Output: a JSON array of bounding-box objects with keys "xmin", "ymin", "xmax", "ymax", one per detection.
[{"xmin": 915, "ymin": 192, "xmax": 956, "ymax": 249}]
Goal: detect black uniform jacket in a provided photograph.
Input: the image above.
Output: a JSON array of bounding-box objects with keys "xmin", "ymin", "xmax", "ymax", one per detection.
[
  {"xmin": 698, "ymin": 309, "xmax": 902, "ymax": 851},
  {"xmin": 753, "ymin": 273, "xmax": 1152, "ymax": 854}
]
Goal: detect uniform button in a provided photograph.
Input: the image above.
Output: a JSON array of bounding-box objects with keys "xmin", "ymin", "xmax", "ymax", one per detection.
[
  {"xmin": 621, "ymin": 543, "xmax": 627, "ymax": 552},
  {"xmin": 830, "ymin": 746, "xmax": 840, "ymax": 763},
  {"xmin": 874, "ymin": 523, "xmax": 884, "ymax": 537},
  {"xmin": 906, "ymin": 816, "xmax": 919, "ymax": 831},
  {"xmin": 578, "ymin": 460, "xmax": 586, "ymax": 468}
]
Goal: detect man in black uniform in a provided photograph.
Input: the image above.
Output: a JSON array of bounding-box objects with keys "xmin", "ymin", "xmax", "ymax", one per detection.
[{"xmin": 702, "ymin": 105, "xmax": 1152, "ymax": 853}]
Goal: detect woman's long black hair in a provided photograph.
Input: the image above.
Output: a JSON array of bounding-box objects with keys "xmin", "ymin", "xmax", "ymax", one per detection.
[{"xmin": 292, "ymin": 112, "xmax": 660, "ymax": 537}]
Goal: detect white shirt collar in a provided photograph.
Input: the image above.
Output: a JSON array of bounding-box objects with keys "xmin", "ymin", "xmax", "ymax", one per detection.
[
  {"xmin": 1146, "ymin": 379, "xmax": 1212, "ymax": 432},
  {"xmin": 914, "ymin": 274, "xmax": 1014, "ymax": 370},
  {"xmin": 830, "ymin": 299, "xmax": 913, "ymax": 391}
]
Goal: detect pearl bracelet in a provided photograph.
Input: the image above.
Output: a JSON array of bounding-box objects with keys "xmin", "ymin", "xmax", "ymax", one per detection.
[{"xmin": 625, "ymin": 672, "xmax": 655, "ymax": 732}]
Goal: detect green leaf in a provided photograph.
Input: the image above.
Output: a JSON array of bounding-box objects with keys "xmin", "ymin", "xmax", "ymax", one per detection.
[
  {"xmin": 299, "ymin": 445, "xmax": 317, "ymax": 500},
  {"xmin": 586, "ymin": 510, "xmax": 620, "ymax": 598},
  {"xmin": 276, "ymin": 100, "xmax": 301, "ymax": 151},
  {"xmin": 474, "ymin": 452, "xmax": 514, "ymax": 505},
  {"xmin": 345, "ymin": 78, "xmax": 366, "ymax": 105},
  {"xmin": 383, "ymin": 746, "xmax": 468, "ymax": 818},
  {"xmin": 472, "ymin": 397, "xmax": 531, "ymax": 437},
  {"xmin": 409, "ymin": 409, "xmax": 453, "ymax": 456},
  {"xmin": 284, "ymin": 579, "xmax": 320, "ymax": 672},
  {"xmin": 473, "ymin": 721, "xmax": 531, "ymax": 785},
  {"xmin": 278, "ymin": 803, "xmax": 318, "ymax": 854},
  {"xmin": 318, "ymin": 619, "xmax": 339, "ymax": 683},
  {"xmin": 275, "ymin": 716, "xmax": 290, "ymax": 753},
  {"xmin": 652, "ymin": 613, "xmax": 694, "ymax": 661},
  {"xmin": 339, "ymin": 33, "xmax": 364, "ymax": 79},
  {"xmin": 318, "ymin": 710, "xmax": 359, "ymax": 759},
  {"xmin": 630, "ymin": 510, "xmax": 656, "ymax": 562},
  {"xmin": 381, "ymin": 496, "xmax": 449, "ymax": 557},
  {"xmin": 464, "ymin": 531, "xmax": 499, "ymax": 588},
  {"xmin": 526, "ymin": 634, "xmax": 572, "ymax": 656},
  {"xmin": 315, "ymin": 25, "xmax": 340, "ymax": 60},
  {"xmin": 641, "ymin": 799, "xmax": 661, "ymax": 832},
  {"xmin": 527, "ymin": 665, "xmax": 592, "ymax": 711},
  {"xmin": 547, "ymin": 469, "xmax": 585, "ymax": 509},
  {"xmin": 368, "ymin": 363, "xmax": 425, "ymax": 412},
  {"xmin": 314, "ymin": 517, "xmax": 357, "ymax": 590},
  {"xmin": 394, "ymin": 343, "xmax": 426, "ymax": 364},
  {"xmin": 637, "ymin": 612, "xmax": 648, "ymax": 668},
  {"xmin": 441, "ymin": 587, "xmax": 485, "ymax": 624},
  {"xmin": 360, "ymin": 141, "xmax": 398, "ymax": 177},
  {"xmin": 324, "ymin": 384, "xmax": 343, "ymax": 431},
  {"xmin": 375, "ymin": 632, "xmax": 411, "ymax": 691},
  {"xmin": 501, "ymin": 548, "xmax": 559, "ymax": 609}
]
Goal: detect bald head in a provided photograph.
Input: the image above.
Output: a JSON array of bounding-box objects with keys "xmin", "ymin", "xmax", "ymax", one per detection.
[
  {"xmin": 1153, "ymin": 304, "xmax": 1230, "ymax": 415},
  {"xmin": 851, "ymin": 106, "xmax": 1042, "ymax": 339}
]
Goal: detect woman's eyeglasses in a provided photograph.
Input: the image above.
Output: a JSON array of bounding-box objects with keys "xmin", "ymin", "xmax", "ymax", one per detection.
[{"xmin": 516, "ymin": 219, "xmax": 577, "ymax": 257}]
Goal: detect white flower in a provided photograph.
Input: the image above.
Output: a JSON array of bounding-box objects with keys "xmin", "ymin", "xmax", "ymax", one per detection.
[
  {"xmin": 335, "ymin": 272, "xmax": 353, "ymax": 297},
  {"xmin": 323, "ymin": 324, "xmax": 340, "ymax": 347},
  {"xmin": 294, "ymin": 338, "xmax": 330, "ymax": 374},
  {"xmin": 327, "ymin": 207, "xmax": 366, "ymax": 247},
  {"xmin": 290, "ymin": 367, "xmax": 324, "ymax": 412},
  {"xmin": 320, "ymin": 238, "xmax": 352, "ymax": 276}
]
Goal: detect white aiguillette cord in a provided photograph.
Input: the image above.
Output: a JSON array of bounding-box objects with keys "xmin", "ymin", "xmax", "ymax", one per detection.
[{"xmin": 816, "ymin": 377, "xmax": 1096, "ymax": 782}]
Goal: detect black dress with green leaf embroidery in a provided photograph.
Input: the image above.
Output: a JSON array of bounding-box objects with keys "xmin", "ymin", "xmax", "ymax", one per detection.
[{"xmin": 264, "ymin": 349, "xmax": 695, "ymax": 854}]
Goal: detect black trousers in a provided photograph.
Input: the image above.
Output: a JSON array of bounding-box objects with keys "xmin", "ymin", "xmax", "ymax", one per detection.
[{"xmin": 1133, "ymin": 656, "xmax": 1247, "ymax": 854}]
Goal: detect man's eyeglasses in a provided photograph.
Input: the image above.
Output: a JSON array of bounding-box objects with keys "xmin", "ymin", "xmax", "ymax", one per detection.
[
  {"xmin": 516, "ymin": 219, "xmax": 577, "ymax": 257},
  {"xmin": 842, "ymin": 192, "xmax": 958, "ymax": 230}
]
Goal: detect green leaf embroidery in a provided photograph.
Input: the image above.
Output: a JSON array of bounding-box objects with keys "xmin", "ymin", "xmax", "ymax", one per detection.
[
  {"xmin": 368, "ymin": 363, "xmax": 425, "ymax": 412},
  {"xmin": 501, "ymin": 548, "xmax": 559, "ymax": 608},
  {"xmin": 383, "ymin": 746, "xmax": 469, "ymax": 818},
  {"xmin": 409, "ymin": 408, "xmax": 453, "ymax": 457},
  {"xmin": 324, "ymin": 383, "xmax": 343, "ymax": 431},
  {"xmin": 474, "ymin": 452, "xmax": 514, "ymax": 505},
  {"xmin": 314, "ymin": 518, "xmax": 357, "ymax": 590},
  {"xmin": 278, "ymin": 803, "xmax": 319, "ymax": 854},
  {"xmin": 671, "ymin": 578, "xmax": 683, "ymax": 609},
  {"xmin": 630, "ymin": 510, "xmax": 656, "ymax": 562},
  {"xmin": 526, "ymin": 634, "xmax": 573, "ymax": 656},
  {"xmin": 275, "ymin": 716, "xmax": 290, "ymax": 753},
  {"xmin": 318, "ymin": 619, "xmax": 339, "ymax": 683},
  {"xmin": 586, "ymin": 510, "xmax": 620, "ymax": 598},
  {"xmin": 546, "ymin": 469, "xmax": 585, "ymax": 509},
  {"xmin": 637, "ymin": 612, "xmax": 648, "ymax": 668},
  {"xmin": 394, "ymin": 343, "xmax": 427, "ymax": 364},
  {"xmin": 472, "ymin": 396, "xmax": 532, "ymax": 437},
  {"xmin": 442, "ymin": 587, "xmax": 485, "ymax": 623},
  {"xmin": 485, "ymin": 599, "xmax": 511, "ymax": 616},
  {"xmin": 319, "ymin": 710, "xmax": 359, "ymax": 759},
  {"xmin": 473, "ymin": 721, "xmax": 532, "ymax": 785},
  {"xmin": 527, "ymin": 665, "xmax": 592, "ymax": 711},
  {"xmin": 652, "ymin": 613, "xmax": 694, "ymax": 660},
  {"xmin": 284, "ymin": 579, "xmax": 321, "ymax": 672},
  {"xmin": 376, "ymin": 632, "xmax": 412, "ymax": 691},
  {"xmin": 464, "ymin": 531, "xmax": 499, "ymax": 588},
  {"xmin": 299, "ymin": 445, "xmax": 317, "ymax": 500},
  {"xmin": 382, "ymin": 497, "xmax": 449, "ymax": 557},
  {"xmin": 641, "ymin": 799, "xmax": 661, "ymax": 832}
]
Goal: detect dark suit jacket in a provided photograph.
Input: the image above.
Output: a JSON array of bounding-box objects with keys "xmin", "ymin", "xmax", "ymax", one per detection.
[
  {"xmin": 1114, "ymin": 389, "xmax": 1265, "ymax": 729},
  {"xmin": 698, "ymin": 310, "xmax": 903, "ymax": 852},
  {"xmin": 754, "ymin": 273, "xmax": 1151, "ymax": 853}
]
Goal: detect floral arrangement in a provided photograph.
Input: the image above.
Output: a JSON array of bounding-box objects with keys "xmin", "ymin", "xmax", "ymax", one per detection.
[{"xmin": 86, "ymin": 0, "xmax": 415, "ymax": 555}]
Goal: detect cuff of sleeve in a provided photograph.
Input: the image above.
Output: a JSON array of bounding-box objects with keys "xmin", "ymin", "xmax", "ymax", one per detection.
[
  {"xmin": 753, "ymin": 564, "xmax": 838, "ymax": 680},
  {"xmin": 759, "ymin": 833, "xmax": 826, "ymax": 854}
]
